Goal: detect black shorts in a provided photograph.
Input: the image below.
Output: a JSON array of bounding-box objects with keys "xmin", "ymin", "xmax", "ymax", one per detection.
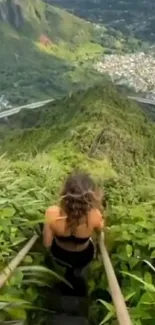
[{"xmin": 51, "ymin": 238, "xmax": 94, "ymax": 269}]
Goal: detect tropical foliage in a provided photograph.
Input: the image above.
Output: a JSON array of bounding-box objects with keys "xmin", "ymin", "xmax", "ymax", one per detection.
[{"xmin": 0, "ymin": 83, "xmax": 155, "ymax": 324}]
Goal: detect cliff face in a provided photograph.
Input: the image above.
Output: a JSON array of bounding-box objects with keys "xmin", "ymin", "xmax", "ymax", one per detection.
[
  {"xmin": 0, "ymin": 0, "xmax": 43, "ymax": 29},
  {"xmin": 0, "ymin": 0, "xmax": 24, "ymax": 29}
]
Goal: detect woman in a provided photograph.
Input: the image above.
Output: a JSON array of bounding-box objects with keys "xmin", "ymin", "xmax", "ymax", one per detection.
[{"xmin": 43, "ymin": 171, "xmax": 105, "ymax": 276}]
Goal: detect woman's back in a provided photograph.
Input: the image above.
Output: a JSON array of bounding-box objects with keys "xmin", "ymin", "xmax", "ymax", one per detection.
[
  {"xmin": 43, "ymin": 171, "xmax": 105, "ymax": 272},
  {"xmin": 45, "ymin": 205, "xmax": 103, "ymax": 251}
]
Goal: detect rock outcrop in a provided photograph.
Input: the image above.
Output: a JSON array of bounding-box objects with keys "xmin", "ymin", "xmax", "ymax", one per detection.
[{"xmin": 0, "ymin": 0, "xmax": 24, "ymax": 29}]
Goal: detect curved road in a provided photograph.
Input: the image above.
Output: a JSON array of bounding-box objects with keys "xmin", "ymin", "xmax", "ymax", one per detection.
[
  {"xmin": 0, "ymin": 99, "xmax": 54, "ymax": 119},
  {"xmin": 128, "ymin": 96, "xmax": 155, "ymax": 105},
  {"xmin": 0, "ymin": 96, "xmax": 154, "ymax": 120}
]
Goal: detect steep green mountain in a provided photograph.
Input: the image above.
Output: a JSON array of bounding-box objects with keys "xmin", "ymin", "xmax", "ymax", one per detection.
[
  {"xmin": 0, "ymin": 0, "xmax": 107, "ymax": 104},
  {"xmin": 1, "ymin": 83, "xmax": 155, "ymax": 324},
  {"xmin": 1, "ymin": 82, "xmax": 155, "ymax": 172},
  {"xmin": 0, "ymin": 0, "xmax": 147, "ymax": 106},
  {"xmin": 1, "ymin": 2, "xmax": 155, "ymax": 325},
  {"xmin": 1, "ymin": 83, "xmax": 155, "ymax": 174}
]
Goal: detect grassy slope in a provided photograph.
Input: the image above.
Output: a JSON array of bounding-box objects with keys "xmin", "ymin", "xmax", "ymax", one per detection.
[
  {"xmin": 2, "ymin": 82, "xmax": 155, "ymax": 175},
  {"xmin": 1, "ymin": 83, "xmax": 155, "ymax": 323},
  {"xmin": 0, "ymin": 0, "xmax": 143, "ymax": 106},
  {"xmin": 0, "ymin": 0, "xmax": 106, "ymax": 104}
]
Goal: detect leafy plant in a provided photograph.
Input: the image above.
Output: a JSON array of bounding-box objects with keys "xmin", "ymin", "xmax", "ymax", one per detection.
[{"xmin": 1, "ymin": 83, "xmax": 155, "ymax": 325}]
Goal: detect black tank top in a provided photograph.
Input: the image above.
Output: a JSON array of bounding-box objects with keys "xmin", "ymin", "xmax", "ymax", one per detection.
[{"xmin": 55, "ymin": 234, "xmax": 89, "ymax": 244}]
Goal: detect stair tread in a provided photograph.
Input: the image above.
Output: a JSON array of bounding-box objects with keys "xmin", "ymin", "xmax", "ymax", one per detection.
[{"xmin": 51, "ymin": 314, "xmax": 89, "ymax": 325}]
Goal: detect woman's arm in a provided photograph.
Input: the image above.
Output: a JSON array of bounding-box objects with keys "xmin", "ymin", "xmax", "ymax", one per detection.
[
  {"xmin": 43, "ymin": 208, "xmax": 54, "ymax": 249},
  {"xmin": 43, "ymin": 223, "xmax": 53, "ymax": 249},
  {"xmin": 95, "ymin": 209, "xmax": 105, "ymax": 231},
  {"xmin": 92, "ymin": 209, "xmax": 105, "ymax": 258}
]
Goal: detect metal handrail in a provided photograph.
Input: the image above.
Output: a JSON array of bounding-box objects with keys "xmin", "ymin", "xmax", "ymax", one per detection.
[
  {"xmin": 0, "ymin": 230, "xmax": 133, "ymax": 325},
  {"xmin": 0, "ymin": 234, "xmax": 38, "ymax": 289},
  {"xmin": 99, "ymin": 232, "xmax": 133, "ymax": 325}
]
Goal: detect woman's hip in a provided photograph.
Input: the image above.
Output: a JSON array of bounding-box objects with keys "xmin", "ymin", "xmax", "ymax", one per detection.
[{"xmin": 51, "ymin": 238, "xmax": 95, "ymax": 269}]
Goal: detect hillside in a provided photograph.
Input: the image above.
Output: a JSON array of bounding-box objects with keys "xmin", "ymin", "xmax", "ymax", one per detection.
[
  {"xmin": 1, "ymin": 83, "xmax": 155, "ymax": 174},
  {"xmin": 0, "ymin": 0, "xmax": 148, "ymax": 107},
  {"xmin": 45, "ymin": 1, "xmax": 155, "ymax": 100},
  {"xmin": 50, "ymin": 0, "xmax": 155, "ymax": 44},
  {"xmin": 1, "ymin": 84, "xmax": 155, "ymax": 324},
  {"xmin": 0, "ymin": 0, "xmax": 107, "ymax": 105}
]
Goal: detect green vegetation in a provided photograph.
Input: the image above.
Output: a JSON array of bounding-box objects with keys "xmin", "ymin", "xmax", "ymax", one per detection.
[
  {"xmin": 0, "ymin": 0, "xmax": 147, "ymax": 105},
  {"xmin": 0, "ymin": 82, "xmax": 155, "ymax": 324},
  {"xmin": 1, "ymin": 1, "xmax": 155, "ymax": 324},
  {"xmin": 51, "ymin": 0, "xmax": 155, "ymax": 45},
  {"xmin": 0, "ymin": 0, "xmax": 106, "ymax": 104}
]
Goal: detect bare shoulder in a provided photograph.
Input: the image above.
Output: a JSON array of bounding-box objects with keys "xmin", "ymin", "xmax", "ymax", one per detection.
[
  {"xmin": 45, "ymin": 205, "xmax": 60, "ymax": 224},
  {"xmin": 46, "ymin": 205, "xmax": 59, "ymax": 216},
  {"xmin": 89, "ymin": 208, "xmax": 104, "ymax": 229}
]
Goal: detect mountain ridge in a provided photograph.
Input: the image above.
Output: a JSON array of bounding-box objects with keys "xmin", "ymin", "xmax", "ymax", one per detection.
[
  {"xmin": 1, "ymin": 82, "xmax": 155, "ymax": 324},
  {"xmin": 1, "ymin": 2, "xmax": 155, "ymax": 325},
  {"xmin": 1, "ymin": 83, "xmax": 155, "ymax": 177}
]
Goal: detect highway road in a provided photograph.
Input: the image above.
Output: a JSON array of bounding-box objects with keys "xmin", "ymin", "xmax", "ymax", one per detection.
[
  {"xmin": 0, "ymin": 99, "xmax": 54, "ymax": 119},
  {"xmin": 0, "ymin": 96, "xmax": 154, "ymax": 120},
  {"xmin": 128, "ymin": 96, "xmax": 155, "ymax": 105}
]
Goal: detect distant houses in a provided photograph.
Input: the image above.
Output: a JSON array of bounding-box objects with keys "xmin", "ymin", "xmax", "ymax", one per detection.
[{"xmin": 94, "ymin": 52, "xmax": 155, "ymax": 96}]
